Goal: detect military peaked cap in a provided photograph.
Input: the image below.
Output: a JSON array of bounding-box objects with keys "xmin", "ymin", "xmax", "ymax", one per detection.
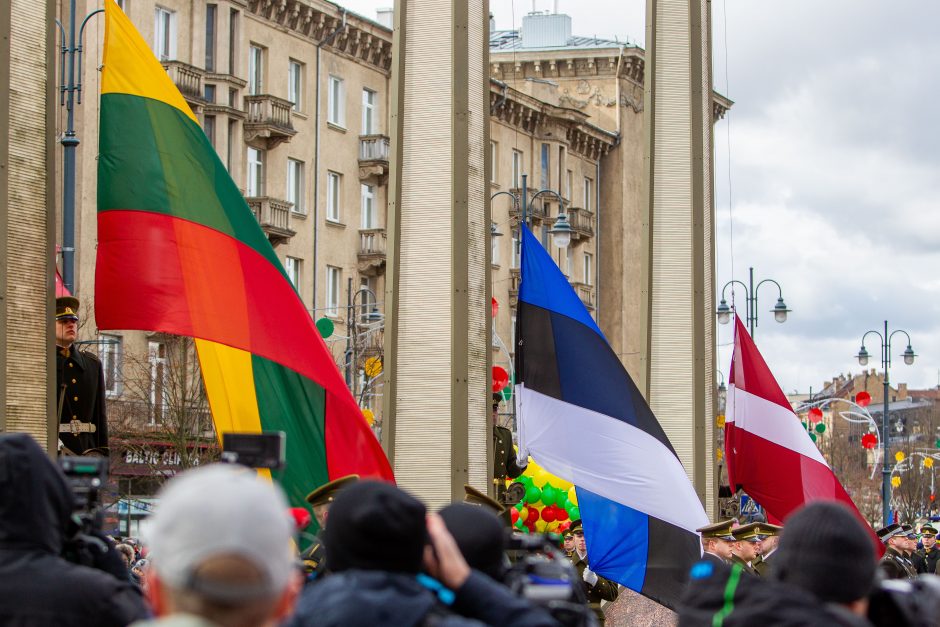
[{"xmin": 305, "ymin": 474, "xmax": 359, "ymax": 508}]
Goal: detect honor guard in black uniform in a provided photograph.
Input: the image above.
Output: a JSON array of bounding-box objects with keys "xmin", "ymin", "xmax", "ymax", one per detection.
[
  {"xmin": 752, "ymin": 523, "xmax": 782, "ymax": 576},
  {"xmin": 568, "ymin": 519, "xmax": 619, "ymax": 625},
  {"xmin": 730, "ymin": 522, "xmax": 766, "ymax": 576},
  {"xmin": 55, "ymin": 296, "xmax": 109, "ymax": 456},
  {"xmin": 300, "ymin": 474, "xmax": 359, "ymax": 581},
  {"xmin": 878, "ymin": 523, "xmax": 917, "ymax": 579},
  {"xmin": 492, "ymin": 394, "xmax": 526, "ymax": 506},
  {"xmin": 913, "ymin": 524, "xmax": 940, "ymax": 574},
  {"xmin": 696, "ymin": 519, "xmax": 737, "ymax": 566}
]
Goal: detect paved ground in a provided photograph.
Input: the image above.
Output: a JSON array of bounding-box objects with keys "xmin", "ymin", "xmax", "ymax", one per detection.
[{"xmin": 604, "ymin": 588, "xmax": 677, "ymax": 626}]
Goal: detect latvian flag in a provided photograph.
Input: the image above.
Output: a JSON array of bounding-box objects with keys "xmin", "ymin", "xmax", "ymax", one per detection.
[
  {"xmin": 514, "ymin": 226, "xmax": 708, "ymax": 608},
  {"xmin": 726, "ymin": 315, "xmax": 882, "ymax": 554}
]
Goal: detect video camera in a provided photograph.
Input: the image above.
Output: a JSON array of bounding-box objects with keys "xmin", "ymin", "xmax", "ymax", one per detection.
[
  {"xmin": 59, "ymin": 456, "xmax": 108, "ymax": 535},
  {"xmin": 503, "ymin": 531, "xmax": 597, "ymax": 627},
  {"xmin": 868, "ymin": 575, "xmax": 940, "ymax": 627},
  {"xmin": 220, "ymin": 432, "xmax": 286, "ymax": 470}
]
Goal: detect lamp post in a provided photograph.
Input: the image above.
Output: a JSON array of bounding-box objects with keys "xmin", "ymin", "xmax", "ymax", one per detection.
[
  {"xmin": 492, "ymin": 173, "xmax": 573, "ymax": 247},
  {"xmin": 856, "ymin": 321, "xmax": 917, "ymax": 527},
  {"xmin": 716, "ymin": 267, "xmax": 791, "ymax": 338},
  {"xmin": 55, "ymin": 3, "xmax": 104, "ymax": 293},
  {"xmin": 345, "ymin": 280, "xmax": 382, "ymax": 402}
]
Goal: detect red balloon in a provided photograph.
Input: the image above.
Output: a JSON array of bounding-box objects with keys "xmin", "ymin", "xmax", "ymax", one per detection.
[
  {"xmin": 554, "ymin": 505, "xmax": 569, "ymax": 521},
  {"xmin": 856, "ymin": 391, "xmax": 871, "ymax": 407},
  {"xmin": 541, "ymin": 507, "xmax": 556, "ymax": 523},
  {"xmin": 492, "ymin": 297, "xmax": 499, "ymax": 318},
  {"xmin": 558, "ymin": 521, "xmax": 571, "ymax": 532},
  {"xmin": 861, "ymin": 433, "xmax": 878, "ymax": 450},
  {"xmin": 808, "ymin": 407, "xmax": 823, "ymax": 423},
  {"xmin": 510, "ymin": 508, "xmax": 520, "ymax": 524},
  {"xmin": 492, "ymin": 366, "xmax": 509, "ymax": 393},
  {"xmin": 289, "ymin": 507, "xmax": 311, "ymax": 531},
  {"xmin": 526, "ymin": 507, "xmax": 540, "ymax": 524}
]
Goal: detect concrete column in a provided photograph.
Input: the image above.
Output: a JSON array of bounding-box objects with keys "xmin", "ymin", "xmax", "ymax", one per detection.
[
  {"xmin": 0, "ymin": 0, "xmax": 56, "ymax": 448},
  {"xmin": 644, "ymin": 0, "xmax": 717, "ymax": 518},
  {"xmin": 382, "ymin": 0, "xmax": 491, "ymax": 507}
]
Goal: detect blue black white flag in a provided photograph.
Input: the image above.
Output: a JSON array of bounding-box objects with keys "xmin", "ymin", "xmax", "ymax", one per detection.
[{"xmin": 514, "ymin": 225, "xmax": 708, "ymax": 608}]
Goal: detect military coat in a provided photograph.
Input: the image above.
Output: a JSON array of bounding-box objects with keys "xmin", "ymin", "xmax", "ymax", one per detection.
[
  {"xmin": 880, "ymin": 546, "xmax": 917, "ymax": 579},
  {"xmin": 569, "ymin": 551, "xmax": 619, "ymax": 625},
  {"xmin": 912, "ymin": 547, "xmax": 940, "ymax": 574},
  {"xmin": 730, "ymin": 553, "xmax": 760, "ymax": 577},
  {"xmin": 56, "ymin": 346, "xmax": 108, "ymax": 455}
]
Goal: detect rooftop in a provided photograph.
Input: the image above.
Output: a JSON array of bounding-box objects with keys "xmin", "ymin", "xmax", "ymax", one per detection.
[
  {"xmin": 490, "ymin": 12, "xmax": 637, "ymax": 53},
  {"xmin": 490, "ymin": 29, "xmax": 636, "ymax": 52}
]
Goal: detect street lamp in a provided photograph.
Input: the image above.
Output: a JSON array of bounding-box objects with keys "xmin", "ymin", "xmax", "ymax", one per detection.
[
  {"xmin": 493, "ymin": 173, "xmax": 572, "ymax": 249},
  {"xmin": 856, "ymin": 321, "xmax": 917, "ymax": 527},
  {"xmin": 716, "ymin": 267, "xmax": 790, "ymax": 338},
  {"xmin": 346, "ymin": 281, "xmax": 382, "ymax": 402}
]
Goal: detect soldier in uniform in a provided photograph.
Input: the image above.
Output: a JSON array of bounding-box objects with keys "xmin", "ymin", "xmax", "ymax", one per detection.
[
  {"xmin": 729, "ymin": 522, "xmax": 765, "ymax": 576},
  {"xmin": 752, "ymin": 523, "xmax": 783, "ymax": 576},
  {"xmin": 492, "ymin": 393, "xmax": 526, "ymax": 506},
  {"xmin": 913, "ymin": 524, "xmax": 940, "ymax": 574},
  {"xmin": 55, "ymin": 296, "xmax": 109, "ymax": 456},
  {"xmin": 568, "ymin": 519, "xmax": 619, "ymax": 625},
  {"xmin": 300, "ymin": 474, "xmax": 359, "ymax": 581},
  {"xmin": 464, "ymin": 484, "xmax": 506, "ymax": 516},
  {"xmin": 696, "ymin": 519, "xmax": 737, "ymax": 566},
  {"xmin": 878, "ymin": 523, "xmax": 917, "ymax": 579},
  {"xmin": 563, "ymin": 530, "xmax": 575, "ymax": 557}
]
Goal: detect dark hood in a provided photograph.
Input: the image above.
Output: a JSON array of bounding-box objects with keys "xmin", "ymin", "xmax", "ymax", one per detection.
[{"xmin": 0, "ymin": 433, "xmax": 73, "ymax": 553}]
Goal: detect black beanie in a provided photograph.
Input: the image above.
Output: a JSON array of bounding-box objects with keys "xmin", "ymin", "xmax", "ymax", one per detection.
[
  {"xmin": 324, "ymin": 480, "xmax": 427, "ymax": 574},
  {"xmin": 439, "ymin": 503, "xmax": 506, "ymax": 581},
  {"xmin": 770, "ymin": 501, "xmax": 875, "ymax": 604}
]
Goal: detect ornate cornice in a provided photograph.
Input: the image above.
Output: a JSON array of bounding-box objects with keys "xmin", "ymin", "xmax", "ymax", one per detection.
[
  {"xmin": 490, "ymin": 47, "xmax": 646, "ymax": 88},
  {"xmin": 246, "ymin": 0, "xmax": 393, "ymax": 74}
]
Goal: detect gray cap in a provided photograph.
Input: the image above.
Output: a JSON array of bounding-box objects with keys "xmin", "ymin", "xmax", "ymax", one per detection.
[{"xmin": 144, "ymin": 464, "xmax": 294, "ymax": 602}]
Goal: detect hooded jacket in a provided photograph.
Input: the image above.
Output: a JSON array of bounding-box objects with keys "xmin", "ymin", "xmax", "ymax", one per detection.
[{"xmin": 0, "ymin": 433, "xmax": 147, "ymax": 626}]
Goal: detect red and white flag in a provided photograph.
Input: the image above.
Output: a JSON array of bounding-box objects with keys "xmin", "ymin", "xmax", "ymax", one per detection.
[{"xmin": 725, "ymin": 315, "xmax": 882, "ymax": 553}]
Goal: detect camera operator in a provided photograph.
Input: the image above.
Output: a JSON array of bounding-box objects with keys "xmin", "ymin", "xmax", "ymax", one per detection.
[
  {"xmin": 286, "ymin": 480, "xmax": 560, "ymax": 627},
  {"xmin": 0, "ymin": 433, "xmax": 147, "ymax": 626}
]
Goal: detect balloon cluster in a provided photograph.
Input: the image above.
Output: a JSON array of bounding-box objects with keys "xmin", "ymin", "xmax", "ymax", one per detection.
[{"xmin": 507, "ymin": 457, "xmax": 580, "ymax": 534}]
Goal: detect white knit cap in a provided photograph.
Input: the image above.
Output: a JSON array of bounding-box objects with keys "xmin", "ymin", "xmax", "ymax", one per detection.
[{"xmin": 144, "ymin": 464, "xmax": 294, "ymax": 601}]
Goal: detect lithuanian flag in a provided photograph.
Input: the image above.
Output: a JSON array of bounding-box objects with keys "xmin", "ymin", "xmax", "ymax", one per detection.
[{"xmin": 95, "ymin": 1, "xmax": 394, "ymax": 506}]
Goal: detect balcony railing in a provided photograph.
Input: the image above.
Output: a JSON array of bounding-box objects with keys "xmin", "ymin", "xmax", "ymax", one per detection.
[
  {"xmin": 570, "ymin": 281, "xmax": 595, "ymax": 310},
  {"xmin": 509, "ymin": 268, "xmax": 521, "ymax": 306},
  {"xmin": 162, "ymin": 61, "xmax": 205, "ymax": 104},
  {"xmin": 246, "ymin": 196, "xmax": 295, "ymax": 246},
  {"xmin": 358, "ymin": 228, "xmax": 387, "ymax": 275},
  {"xmin": 508, "ymin": 188, "xmax": 547, "ymax": 221},
  {"xmin": 567, "ymin": 206, "xmax": 595, "ymax": 238},
  {"xmin": 243, "ymin": 95, "xmax": 297, "ymax": 148},
  {"xmin": 359, "ymin": 135, "xmax": 390, "ymax": 181}
]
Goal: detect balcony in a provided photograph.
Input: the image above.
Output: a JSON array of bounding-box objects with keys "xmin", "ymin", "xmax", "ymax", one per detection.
[
  {"xmin": 246, "ymin": 196, "xmax": 295, "ymax": 247},
  {"xmin": 359, "ymin": 135, "xmax": 390, "ymax": 182},
  {"xmin": 358, "ymin": 228, "xmax": 387, "ymax": 275},
  {"xmin": 570, "ymin": 281, "xmax": 595, "ymax": 310},
  {"xmin": 162, "ymin": 61, "xmax": 205, "ymax": 110},
  {"xmin": 508, "ymin": 188, "xmax": 547, "ymax": 222},
  {"xmin": 567, "ymin": 206, "xmax": 595, "ymax": 239},
  {"xmin": 508, "ymin": 268, "xmax": 521, "ymax": 307},
  {"xmin": 243, "ymin": 95, "xmax": 296, "ymax": 149}
]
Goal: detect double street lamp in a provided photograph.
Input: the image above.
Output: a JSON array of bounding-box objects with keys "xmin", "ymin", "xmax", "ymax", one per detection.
[
  {"xmin": 716, "ymin": 267, "xmax": 791, "ymax": 338},
  {"xmin": 855, "ymin": 321, "xmax": 917, "ymax": 527},
  {"xmin": 492, "ymin": 173, "xmax": 573, "ymax": 250}
]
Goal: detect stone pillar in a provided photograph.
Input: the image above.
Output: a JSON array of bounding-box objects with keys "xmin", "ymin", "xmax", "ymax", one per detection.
[
  {"xmin": 644, "ymin": 0, "xmax": 717, "ymax": 517},
  {"xmin": 0, "ymin": 0, "xmax": 56, "ymax": 448},
  {"xmin": 382, "ymin": 0, "xmax": 491, "ymax": 507}
]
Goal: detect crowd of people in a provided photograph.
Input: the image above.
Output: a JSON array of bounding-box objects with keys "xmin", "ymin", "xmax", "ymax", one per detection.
[{"xmin": 3, "ymin": 430, "xmax": 940, "ymax": 627}]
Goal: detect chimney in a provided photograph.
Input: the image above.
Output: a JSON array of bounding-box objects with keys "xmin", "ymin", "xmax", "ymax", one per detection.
[
  {"xmin": 376, "ymin": 7, "xmax": 393, "ymax": 29},
  {"xmin": 899, "ymin": 383, "xmax": 908, "ymax": 400}
]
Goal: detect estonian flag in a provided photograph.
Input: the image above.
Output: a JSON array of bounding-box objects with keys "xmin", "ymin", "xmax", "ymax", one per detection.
[{"xmin": 514, "ymin": 226, "xmax": 708, "ymax": 608}]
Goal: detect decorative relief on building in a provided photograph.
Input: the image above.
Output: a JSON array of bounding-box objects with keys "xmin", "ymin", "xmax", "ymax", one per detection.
[{"xmin": 558, "ymin": 80, "xmax": 616, "ymax": 109}]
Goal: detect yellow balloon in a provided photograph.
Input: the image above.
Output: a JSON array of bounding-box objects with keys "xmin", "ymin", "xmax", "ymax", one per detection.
[
  {"xmin": 532, "ymin": 469, "xmax": 550, "ymax": 488},
  {"xmin": 534, "ymin": 520, "xmax": 547, "ymax": 533},
  {"xmin": 891, "ymin": 476, "xmax": 902, "ymax": 488},
  {"xmin": 568, "ymin": 486, "xmax": 578, "ymax": 506},
  {"xmin": 546, "ymin": 521, "xmax": 560, "ymax": 533},
  {"xmin": 895, "ymin": 451, "xmax": 906, "ymax": 463},
  {"xmin": 926, "ymin": 457, "xmax": 935, "ymax": 469},
  {"xmin": 362, "ymin": 408, "xmax": 375, "ymax": 426}
]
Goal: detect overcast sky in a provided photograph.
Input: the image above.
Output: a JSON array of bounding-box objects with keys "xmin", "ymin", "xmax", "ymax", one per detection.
[{"xmin": 339, "ymin": 0, "xmax": 940, "ymax": 394}]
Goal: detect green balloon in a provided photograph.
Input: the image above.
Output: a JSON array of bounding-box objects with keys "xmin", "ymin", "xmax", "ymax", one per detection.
[
  {"xmin": 558, "ymin": 498, "xmax": 570, "ymax": 511},
  {"xmin": 815, "ymin": 423, "xmax": 826, "ymax": 434},
  {"xmin": 569, "ymin": 506, "xmax": 580, "ymax": 521},
  {"xmin": 525, "ymin": 485, "xmax": 542, "ymax": 504},
  {"xmin": 501, "ymin": 386, "xmax": 513, "ymax": 401},
  {"xmin": 935, "ymin": 438, "xmax": 940, "ymax": 449},
  {"xmin": 810, "ymin": 433, "xmax": 817, "ymax": 443},
  {"xmin": 520, "ymin": 526, "xmax": 530, "ymax": 534},
  {"xmin": 541, "ymin": 485, "xmax": 556, "ymax": 506},
  {"xmin": 515, "ymin": 501, "xmax": 525, "ymax": 512},
  {"xmin": 513, "ymin": 517, "xmax": 524, "ymax": 529},
  {"xmin": 316, "ymin": 317, "xmax": 335, "ymax": 338}
]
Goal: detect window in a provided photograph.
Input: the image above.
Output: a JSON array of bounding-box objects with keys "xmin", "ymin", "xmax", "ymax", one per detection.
[
  {"xmin": 287, "ymin": 159, "xmax": 305, "ymax": 214},
  {"xmin": 565, "ymin": 246, "xmax": 573, "ymax": 277},
  {"xmin": 510, "ymin": 312, "xmax": 517, "ymax": 353},
  {"xmin": 540, "ymin": 143, "xmax": 550, "ymax": 189},
  {"xmin": 565, "ymin": 169, "xmax": 573, "ymax": 200},
  {"xmin": 288, "ymin": 60, "xmax": 303, "ymax": 111},
  {"xmin": 153, "ymin": 7, "xmax": 177, "ymax": 61},
  {"xmin": 204, "ymin": 84, "xmax": 216, "ymax": 103},
  {"xmin": 326, "ymin": 172, "xmax": 341, "ymax": 222},
  {"xmin": 246, "ymin": 147, "xmax": 264, "ymax": 196},
  {"xmin": 511, "ymin": 228, "xmax": 521, "ymax": 268},
  {"xmin": 540, "ymin": 224, "xmax": 549, "ymax": 248},
  {"xmin": 284, "ymin": 256, "xmax": 301, "ymax": 288},
  {"xmin": 491, "ymin": 222, "xmax": 500, "ymax": 265},
  {"xmin": 228, "ymin": 9, "xmax": 239, "ymax": 74},
  {"xmin": 362, "ymin": 88, "xmax": 376, "ymax": 134},
  {"xmin": 361, "ymin": 184, "xmax": 375, "ymax": 229},
  {"xmin": 205, "ymin": 4, "xmax": 217, "ymax": 71},
  {"xmin": 203, "ymin": 115, "xmax": 216, "ymax": 148},
  {"xmin": 511, "ymin": 150, "xmax": 522, "ymax": 188},
  {"xmin": 358, "ymin": 276, "xmax": 376, "ymax": 323},
  {"xmin": 326, "ymin": 266, "xmax": 342, "ymax": 317},
  {"xmin": 226, "ymin": 120, "xmax": 237, "ymax": 172},
  {"xmin": 115, "ymin": 0, "xmax": 127, "ymax": 11},
  {"xmin": 583, "ymin": 177, "xmax": 593, "ymax": 211},
  {"xmin": 98, "ymin": 334, "xmax": 123, "ymax": 398},
  {"xmin": 583, "ymin": 252, "xmax": 593, "ymax": 285},
  {"xmin": 328, "ymin": 76, "xmax": 345, "ymax": 126},
  {"xmin": 490, "ymin": 141, "xmax": 498, "ymax": 183},
  {"xmin": 148, "ymin": 341, "xmax": 168, "ymax": 425},
  {"xmin": 248, "ymin": 45, "xmax": 264, "ymax": 95},
  {"xmin": 228, "ymin": 87, "xmax": 237, "ymax": 107}
]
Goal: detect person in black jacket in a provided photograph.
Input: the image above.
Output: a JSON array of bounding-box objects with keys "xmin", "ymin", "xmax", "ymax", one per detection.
[
  {"xmin": 0, "ymin": 433, "xmax": 147, "ymax": 626},
  {"xmin": 286, "ymin": 480, "xmax": 560, "ymax": 627}
]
